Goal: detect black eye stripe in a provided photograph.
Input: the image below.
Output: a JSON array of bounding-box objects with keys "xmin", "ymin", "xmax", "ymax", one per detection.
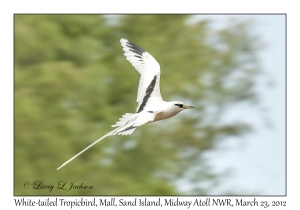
[{"xmin": 175, "ymin": 104, "xmax": 183, "ymax": 108}]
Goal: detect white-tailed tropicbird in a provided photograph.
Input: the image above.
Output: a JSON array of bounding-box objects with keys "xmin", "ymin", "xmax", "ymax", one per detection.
[{"xmin": 57, "ymin": 38, "xmax": 194, "ymax": 170}]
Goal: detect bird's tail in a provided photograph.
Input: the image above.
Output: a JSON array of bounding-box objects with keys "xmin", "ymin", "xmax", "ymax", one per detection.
[
  {"xmin": 57, "ymin": 131, "xmax": 113, "ymax": 170},
  {"xmin": 111, "ymin": 113, "xmax": 135, "ymax": 127},
  {"xmin": 57, "ymin": 113, "xmax": 137, "ymax": 170},
  {"xmin": 110, "ymin": 113, "xmax": 137, "ymax": 135}
]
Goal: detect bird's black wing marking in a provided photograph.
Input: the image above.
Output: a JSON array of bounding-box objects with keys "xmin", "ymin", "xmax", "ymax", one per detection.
[
  {"xmin": 116, "ymin": 125, "xmax": 136, "ymax": 134},
  {"xmin": 136, "ymin": 75, "xmax": 157, "ymax": 113},
  {"xmin": 128, "ymin": 48, "xmax": 143, "ymax": 56},
  {"xmin": 134, "ymin": 55, "xmax": 142, "ymax": 59},
  {"xmin": 126, "ymin": 41, "xmax": 146, "ymax": 54}
]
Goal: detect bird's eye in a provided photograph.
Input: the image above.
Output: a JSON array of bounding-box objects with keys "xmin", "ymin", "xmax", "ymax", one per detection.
[{"xmin": 175, "ymin": 104, "xmax": 183, "ymax": 108}]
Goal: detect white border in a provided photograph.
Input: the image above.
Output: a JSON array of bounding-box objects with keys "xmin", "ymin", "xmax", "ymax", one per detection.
[{"xmin": 2, "ymin": 0, "xmax": 298, "ymax": 209}]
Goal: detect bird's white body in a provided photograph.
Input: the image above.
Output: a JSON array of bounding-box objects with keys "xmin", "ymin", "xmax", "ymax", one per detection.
[{"xmin": 57, "ymin": 38, "xmax": 194, "ymax": 170}]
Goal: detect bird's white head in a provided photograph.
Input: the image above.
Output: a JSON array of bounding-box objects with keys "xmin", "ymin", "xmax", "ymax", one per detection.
[
  {"xmin": 169, "ymin": 101, "xmax": 195, "ymax": 115},
  {"xmin": 173, "ymin": 101, "xmax": 195, "ymax": 109},
  {"xmin": 152, "ymin": 101, "xmax": 195, "ymax": 122}
]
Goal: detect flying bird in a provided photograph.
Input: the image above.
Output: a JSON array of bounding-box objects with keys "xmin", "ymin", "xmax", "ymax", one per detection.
[{"xmin": 57, "ymin": 38, "xmax": 194, "ymax": 170}]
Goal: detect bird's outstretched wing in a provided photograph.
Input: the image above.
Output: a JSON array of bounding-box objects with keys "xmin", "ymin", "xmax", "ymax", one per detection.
[{"xmin": 120, "ymin": 38, "xmax": 163, "ymax": 113}]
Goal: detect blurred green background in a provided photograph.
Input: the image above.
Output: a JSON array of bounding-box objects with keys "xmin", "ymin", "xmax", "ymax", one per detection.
[{"xmin": 15, "ymin": 14, "xmax": 265, "ymax": 195}]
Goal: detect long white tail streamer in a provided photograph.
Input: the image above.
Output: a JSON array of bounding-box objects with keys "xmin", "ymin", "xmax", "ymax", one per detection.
[
  {"xmin": 57, "ymin": 132, "xmax": 112, "ymax": 170},
  {"xmin": 57, "ymin": 113, "xmax": 137, "ymax": 170}
]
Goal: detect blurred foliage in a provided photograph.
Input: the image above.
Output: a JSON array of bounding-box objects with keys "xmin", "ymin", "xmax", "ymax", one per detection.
[{"xmin": 14, "ymin": 14, "xmax": 261, "ymax": 195}]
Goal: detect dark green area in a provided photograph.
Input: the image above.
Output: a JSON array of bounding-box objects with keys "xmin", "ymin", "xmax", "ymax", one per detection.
[{"xmin": 15, "ymin": 14, "xmax": 261, "ymax": 195}]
